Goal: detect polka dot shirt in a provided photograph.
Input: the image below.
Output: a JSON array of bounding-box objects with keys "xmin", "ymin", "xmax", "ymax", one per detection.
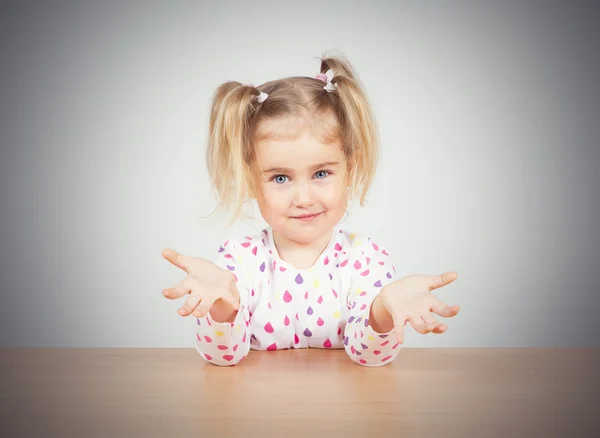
[{"xmin": 195, "ymin": 226, "xmax": 402, "ymax": 367}]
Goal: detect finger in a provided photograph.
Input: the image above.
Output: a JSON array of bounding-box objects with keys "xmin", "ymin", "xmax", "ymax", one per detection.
[
  {"xmin": 421, "ymin": 313, "xmax": 440, "ymax": 331},
  {"xmin": 162, "ymin": 276, "xmax": 192, "ymax": 300},
  {"xmin": 162, "ymin": 248, "xmax": 190, "ymax": 273},
  {"xmin": 192, "ymin": 301, "xmax": 210, "ymax": 318},
  {"xmin": 430, "ymin": 301, "xmax": 460, "ymax": 317},
  {"xmin": 193, "ymin": 296, "xmax": 218, "ymax": 318},
  {"xmin": 431, "ymin": 324, "xmax": 447, "ymax": 334},
  {"xmin": 407, "ymin": 316, "xmax": 430, "ymax": 334},
  {"xmin": 178, "ymin": 293, "xmax": 202, "ymax": 316},
  {"xmin": 428, "ymin": 271, "xmax": 458, "ymax": 291},
  {"xmin": 392, "ymin": 314, "xmax": 407, "ymax": 344}
]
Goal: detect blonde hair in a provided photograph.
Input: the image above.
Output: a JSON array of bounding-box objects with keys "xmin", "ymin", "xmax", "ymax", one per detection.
[{"xmin": 201, "ymin": 50, "xmax": 379, "ymax": 228}]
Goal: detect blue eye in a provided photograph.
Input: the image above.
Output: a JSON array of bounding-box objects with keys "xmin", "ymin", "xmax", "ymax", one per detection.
[{"xmin": 270, "ymin": 170, "xmax": 332, "ymax": 184}]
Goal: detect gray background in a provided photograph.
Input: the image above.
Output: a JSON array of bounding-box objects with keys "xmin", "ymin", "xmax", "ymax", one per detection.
[{"xmin": 0, "ymin": 0, "xmax": 598, "ymax": 348}]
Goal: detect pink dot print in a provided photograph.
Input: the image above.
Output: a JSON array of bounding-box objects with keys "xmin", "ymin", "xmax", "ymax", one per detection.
[{"xmin": 264, "ymin": 322, "xmax": 274, "ymax": 333}]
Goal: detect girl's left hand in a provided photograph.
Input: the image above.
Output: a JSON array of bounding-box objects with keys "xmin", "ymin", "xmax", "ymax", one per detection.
[{"xmin": 379, "ymin": 272, "xmax": 460, "ymax": 344}]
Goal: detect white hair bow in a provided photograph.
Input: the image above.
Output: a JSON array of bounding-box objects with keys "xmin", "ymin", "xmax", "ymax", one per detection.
[
  {"xmin": 257, "ymin": 91, "xmax": 268, "ymax": 103},
  {"xmin": 323, "ymin": 81, "xmax": 337, "ymax": 92},
  {"xmin": 319, "ymin": 69, "xmax": 337, "ymax": 92}
]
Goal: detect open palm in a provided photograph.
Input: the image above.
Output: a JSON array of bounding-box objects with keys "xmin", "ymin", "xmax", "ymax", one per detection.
[
  {"xmin": 161, "ymin": 248, "xmax": 239, "ymax": 318},
  {"xmin": 379, "ymin": 272, "xmax": 460, "ymax": 344}
]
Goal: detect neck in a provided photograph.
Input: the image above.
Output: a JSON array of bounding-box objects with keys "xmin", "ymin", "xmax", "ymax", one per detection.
[{"xmin": 271, "ymin": 227, "xmax": 334, "ymax": 265}]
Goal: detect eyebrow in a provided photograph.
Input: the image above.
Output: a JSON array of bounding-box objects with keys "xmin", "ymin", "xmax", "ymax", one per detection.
[{"xmin": 262, "ymin": 161, "xmax": 340, "ymax": 174}]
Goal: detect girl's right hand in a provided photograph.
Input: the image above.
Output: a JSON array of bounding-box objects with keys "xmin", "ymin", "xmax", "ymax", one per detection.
[{"xmin": 161, "ymin": 248, "xmax": 240, "ymax": 318}]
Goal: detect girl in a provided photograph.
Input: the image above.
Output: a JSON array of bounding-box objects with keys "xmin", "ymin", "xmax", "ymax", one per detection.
[{"xmin": 162, "ymin": 52, "xmax": 460, "ymax": 367}]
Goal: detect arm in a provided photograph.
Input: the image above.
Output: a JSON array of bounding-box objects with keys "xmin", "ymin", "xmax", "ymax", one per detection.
[
  {"xmin": 343, "ymin": 238, "xmax": 402, "ymax": 367},
  {"xmin": 195, "ymin": 239, "xmax": 251, "ymax": 366}
]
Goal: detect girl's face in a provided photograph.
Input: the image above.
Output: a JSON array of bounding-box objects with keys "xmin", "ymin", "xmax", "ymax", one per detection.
[{"xmin": 253, "ymin": 118, "xmax": 349, "ymax": 246}]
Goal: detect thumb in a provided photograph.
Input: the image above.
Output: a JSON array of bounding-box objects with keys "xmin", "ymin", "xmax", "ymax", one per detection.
[
  {"xmin": 221, "ymin": 293, "xmax": 240, "ymax": 310},
  {"xmin": 429, "ymin": 272, "xmax": 458, "ymax": 290}
]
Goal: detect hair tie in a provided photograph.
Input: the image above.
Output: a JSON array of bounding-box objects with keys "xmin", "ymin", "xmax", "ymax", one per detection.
[
  {"xmin": 257, "ymin": 91, "xmax": 268, "ymax": 103},
  {"xmin": 315, "ymin": 73, "xmax": 328, "ymax": 83},
  {"xmin": 317, "ymin": 69, "xmax": 337, "ymax": 93}
]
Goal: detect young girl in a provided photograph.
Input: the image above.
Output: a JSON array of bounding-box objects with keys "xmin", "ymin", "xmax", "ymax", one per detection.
[{"xmin": 162, "ymin": 52, "xmax": 460, "ymax": 367}]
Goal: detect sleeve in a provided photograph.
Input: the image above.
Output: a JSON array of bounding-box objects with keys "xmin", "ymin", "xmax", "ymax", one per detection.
[
  {"xmin": 194, "ymin": 237, "xmax": 252, "ymax": 367},
  {"xmin": 343, "ymin": 237, "xmax": 403, "ymax": 367}
]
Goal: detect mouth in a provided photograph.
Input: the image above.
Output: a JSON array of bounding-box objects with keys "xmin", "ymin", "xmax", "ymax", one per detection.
[{"xmin": 292, "ymin": 212, "xmax": 322, "ymax": 220}]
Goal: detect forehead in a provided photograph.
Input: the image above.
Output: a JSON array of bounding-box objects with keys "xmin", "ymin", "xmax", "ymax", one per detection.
[
  {"xmin": 256, "ymin": 129, "xmax": 343, "ymax": 171},
  {"xmin": 254, "ymin": 116, "xmax": 343, "ymax": 169}
]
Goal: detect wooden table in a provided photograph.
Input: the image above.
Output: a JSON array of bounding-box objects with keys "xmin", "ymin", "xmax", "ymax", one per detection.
[{"xmin": 1, "ymin": 348, "xmax": 598, "ymax": 437}]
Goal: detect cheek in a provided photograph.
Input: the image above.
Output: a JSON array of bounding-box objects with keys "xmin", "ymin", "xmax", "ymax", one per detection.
[
  {"xmin": 262, "ymin": 184, "xmax": 286, "ymax": 199},
  {"xmin": 318, "ymin": 193, "xmax": 347, "ymax": 212},
  {"xmin": 319, "ymin": 180, "xmax": 347, "ymax": 202},
  {"xmin": 259, "ymin": 187, "xmax": 287, "ymax": 211}
]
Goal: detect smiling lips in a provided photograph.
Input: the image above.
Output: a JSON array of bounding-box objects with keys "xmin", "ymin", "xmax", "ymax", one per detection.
[{"xmin": 293, "ymin": 212, "xmax": 322, "ymax": 220}]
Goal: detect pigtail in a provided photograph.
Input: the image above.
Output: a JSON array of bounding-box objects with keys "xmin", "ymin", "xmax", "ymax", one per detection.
[
  {"xmin": 318, "ymin": 52, "xmax": 379, "ymax": 207},
  {"xmin": 203, "ymin": 81, "xmax": 264, "ymax": 227}
]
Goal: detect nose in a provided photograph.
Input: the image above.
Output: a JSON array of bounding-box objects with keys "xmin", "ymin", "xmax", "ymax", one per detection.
[{"xmin": 293, "ymin": 180, "xmax": 315, "ymax": 206}]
